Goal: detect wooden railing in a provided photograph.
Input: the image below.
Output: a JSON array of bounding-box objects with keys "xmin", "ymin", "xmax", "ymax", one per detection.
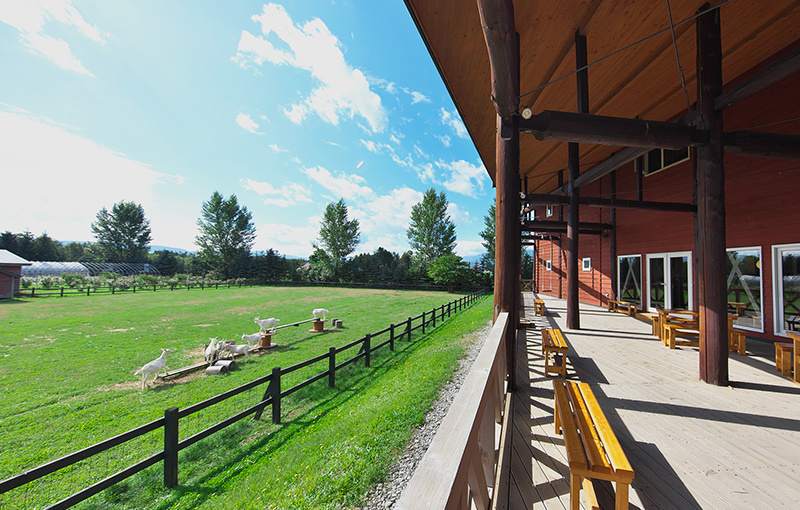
[{"xmin": 396, "ymin": 312, "xmax": 510, "ymax": 510}]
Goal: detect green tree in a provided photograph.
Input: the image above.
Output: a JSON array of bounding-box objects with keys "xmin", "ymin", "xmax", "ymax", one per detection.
[
  {"xmin": 406, "ymin": 188, "xmax": 457, "ymax": 271},
  {"xmin": 316, "ymin": 198, "xmax": 360, "ymax": 278},
  {"xmin": 428, "ymin": 253, "xmax": 470, "ymax": 292},
  {"xmin": 478, "ymin": 202, "xmax": 495, "ymax": 273},
  {"xmin": 195, "ymin": 191, "xmax": 256, "ymax": 278},
  {"xmin": 32, "ymin": 233, "xmax": 63, "ymax": 261},
  {"xmin": 91, "ymin": 201, "xmax": 152, "ymax": 262}
]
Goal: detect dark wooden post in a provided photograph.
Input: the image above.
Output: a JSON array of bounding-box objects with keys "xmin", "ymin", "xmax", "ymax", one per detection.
[
  {"xmin": 609, "ymin": 170, "xmax": 618, "ymax": 301},
  {"xmin": 558, "ymin": 170, "xmax": 564, "ymax": 299},
  {"xmin": 328, "ymin": 347, "xmax": 336, "ymax": 388},
  {"xmin": 164, "ymin": 407, "xmax": 179, "ymax": 488},
  {"xmin": 696, "ymin": 5, "xmax": 728, "ymax": 385},
  {"xmin": 566, "ymin": 30, "xmax": 588, "ymax": 330},
  {"xmin": 271, "ymin": 367, "xmax": 282, "ymax": 424}
]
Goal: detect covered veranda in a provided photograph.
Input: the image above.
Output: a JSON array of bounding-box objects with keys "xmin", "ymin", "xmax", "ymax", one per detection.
[{"xmin": 505, "ymin": 293, "xmax": 800, "ymax": 508}]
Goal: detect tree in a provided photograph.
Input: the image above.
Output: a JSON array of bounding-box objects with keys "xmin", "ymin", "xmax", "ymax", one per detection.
[
  {"xmin": 316, "ymin": 198, "xmax": 360, "ymax": 278},
  {"xmin": 478, "ymin": 202, "xmax": 495, "ymax": 273},
  {"xmin": 406, "ymin": 188, "xmax": 457, "ymax": 271},
  {"xmin": 195, "ymin": 191, "xmax": 256, "ymax": 278},
  {"xmin": 91, "ymin": 201, "xmax": 152, "ymax": 262},
  {"xmin": 428, "ymin": 253, "xmax": 470, "ymax": 292}
]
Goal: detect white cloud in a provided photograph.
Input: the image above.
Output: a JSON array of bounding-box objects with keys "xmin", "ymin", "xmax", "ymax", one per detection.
[
  {"xmin": 0, "ymin": 105, "xmax": 184, "ymax": 245},
  {"xmin": 0, "ymin": 0, "xmax": 107, "ymax": 77},
  {"xmin": 447, "ymin": 202, "xmax": 471, "ymax": 224},
  {"xmin": 410, "ymin": 91, "xmax": 431, "ymax": 104},
  {"xmin": 438, "ymin": 159, "xmax": 489, "ymax": 198},
  {"xmin": 253, "ymin": 221, "xmax": 318, "ymax": 258},
  {"xmin": 268, "ymin": 143, "xmax": 287, "ymax": 153},
  {"xmin": 301, "ymin": 166, "xmax": 375, "ymax": 202},
  {"xmin": 236, "ymin": 113, "xmax": 263, "ymax": 134},
  {"xmin": 233, "ymin": 3, "xmax": 387, "ymax": 133},
  {"xmin": 440, "ymin": 108, "xmax": 468, "ymax": 139},
  {"xmin": 435, "ymin": 134, "xmax": 451, "ymax": 147},
  {"xmin": 456, "ymin": 240, "xmax": 485, "ymax": 258},
  {"xmin": 242, "ymin": 178, "xmax": 313, "ymax": 207},
  {"xmin": 389, "ymin": 133, "xmax": 401, "ymax": 145}
]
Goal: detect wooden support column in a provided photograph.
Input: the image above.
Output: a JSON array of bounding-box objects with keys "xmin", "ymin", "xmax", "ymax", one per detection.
[
  {"xmin": 558, "ymin": 170, "xmax": 564, "ymax": 299},
  {"xmin": 478, "ymin": 0, "xmax": 519, "ymax": 389},
  {"xmin": 566, "ymin": 30, "xmax": 587, "ymax": 330},
  {"xmin": 609, "ymin": 170, "xmax": 618, "ymax": 301},
  {"xmin": 695, "ymin": 5, "xmax": 728, "ymax": 385}
]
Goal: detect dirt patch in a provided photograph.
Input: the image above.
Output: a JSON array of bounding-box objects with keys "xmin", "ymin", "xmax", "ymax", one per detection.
[
  {"xmin": 194, "ymin": 323, "xmax": 218, "ymax": 328},
  {"xmin": 107, "ymin": 328, "xmax": 133, "ymax": 333}
]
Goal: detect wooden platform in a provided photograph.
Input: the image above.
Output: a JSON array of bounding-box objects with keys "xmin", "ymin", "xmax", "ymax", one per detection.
[{"xmin": 501, "ymin": 293, "xmax": 800, "ymax": 509}]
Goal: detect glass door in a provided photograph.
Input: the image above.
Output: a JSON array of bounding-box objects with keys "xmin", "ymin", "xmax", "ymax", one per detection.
[{"xmin": 647, "ymin": 252, "xmax": 693, "ymax": 311}]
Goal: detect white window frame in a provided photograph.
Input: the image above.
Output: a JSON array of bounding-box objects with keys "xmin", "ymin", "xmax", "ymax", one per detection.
[
  {"xmin": 727, "ymin": 246, "xmax": 764, "ymax": 333},
  {"xmin": 646, "ymin": 251, "xmax": 693, "ymax": 312},
  {"xmin": 545, "ymin": 259, "xmax": 552, "ymax": 271},
  {"xmin": 582, "ymin": 258, "xmax": 591, "ymax": 271},
  {"xmin": 772, "ymin": 243, "xmax": 800, "ymax": 337}
]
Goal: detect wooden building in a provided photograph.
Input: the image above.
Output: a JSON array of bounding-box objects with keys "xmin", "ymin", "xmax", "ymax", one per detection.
[
  {"xmin": 0, "ymin": 250, "xmax": 31, "ymax": 299},
  {"xmin": 397, "ymin": 1, "xmax": 800, "ymax": 508},
  {"xmin": 404, "ymin": 0, "xmax": 800, "ymax": 385}
]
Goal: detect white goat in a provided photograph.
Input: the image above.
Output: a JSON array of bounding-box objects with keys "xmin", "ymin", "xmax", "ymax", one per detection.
[
  {"xmin": 204, "ymin": 338, "xmax": 219, "ymax": 364},
  {"xmin": 312, "ymin": 308, "xmax": 329, "ymax": 320},
  {"xmin": 242, "ymin": 332, "xmax": 263, "ymax": 347},
  {"xmin": 221, "ymin": 342, "xmax": 251, "ymax": 362},
  {"xmin": 254, "ymin": 316, "xmax": 279, "ymax": 333},
  {"xmin": 134, "ymin": 348, "xmax": 173, "ymax": 390}
]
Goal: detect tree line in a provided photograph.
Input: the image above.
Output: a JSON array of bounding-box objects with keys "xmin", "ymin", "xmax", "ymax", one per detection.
[{"xmin": 2, "ymin": 187, "xmax": 506, "ymax": 289}]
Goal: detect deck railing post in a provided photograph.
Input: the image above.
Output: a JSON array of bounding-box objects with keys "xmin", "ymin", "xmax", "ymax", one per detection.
[{"xmin": 164, "ymin": 407, "xmax": 179, "ymax": 488}]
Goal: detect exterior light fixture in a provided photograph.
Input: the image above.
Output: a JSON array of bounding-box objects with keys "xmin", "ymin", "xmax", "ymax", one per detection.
[{"xmin": 521, "ymin": 108, "xmax": 533, "ymax": 120}]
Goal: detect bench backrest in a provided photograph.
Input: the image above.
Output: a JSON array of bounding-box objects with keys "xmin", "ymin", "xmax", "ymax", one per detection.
[{"xmin": 553, "ymin": 380, "xmax": 634, "ymax": 482}]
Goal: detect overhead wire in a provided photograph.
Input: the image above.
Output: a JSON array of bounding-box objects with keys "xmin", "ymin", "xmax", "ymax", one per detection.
[
  {"xmin": 518, "ymin": 0, "xmax": 737, "ymax": 101},
  {"xmin": 665, "ymin": 0, "xmax": 693, "ymax": 114}
]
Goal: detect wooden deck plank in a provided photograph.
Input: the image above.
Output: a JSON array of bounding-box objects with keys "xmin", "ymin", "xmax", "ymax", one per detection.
[{"xmin": 509, "ymin": 294, "xmax": 800, "ymax": 509}]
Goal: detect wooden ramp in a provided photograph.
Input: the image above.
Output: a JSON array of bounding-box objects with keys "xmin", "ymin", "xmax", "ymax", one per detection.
[{"xmin": 505, "ymin": 293, "xmax": 800, "ymax": 509}]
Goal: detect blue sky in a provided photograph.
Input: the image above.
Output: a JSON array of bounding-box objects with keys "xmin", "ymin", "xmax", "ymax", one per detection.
[{"xmin": 0, "ymin": 1, "xmax": 492, "ymax": 259}]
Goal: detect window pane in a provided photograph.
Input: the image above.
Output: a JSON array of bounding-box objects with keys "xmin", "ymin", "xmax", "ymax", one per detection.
[
  {"xmin": 619, "ymin": 256, "xmax": 641, "ymax": 304},
  {"xmin": 781, "ymin": 250, "xmax": 800, "ymax": 332},
  {"xmin": 649, "ymin": 257, "xmax": 665, "ymax": 309},
  {"xmin": 726, "ymin": 249, "xmax": 762, "ymax": 330}
]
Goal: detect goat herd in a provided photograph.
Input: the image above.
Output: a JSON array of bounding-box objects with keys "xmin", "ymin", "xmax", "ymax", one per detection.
[{"xmin": 133, "ymin": 308, "xmax": 330, "ymax": 390}]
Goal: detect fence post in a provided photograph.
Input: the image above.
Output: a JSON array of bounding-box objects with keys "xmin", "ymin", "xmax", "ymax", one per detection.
[
  {"xmin": 432, "ymin": 307, "xmax": 436, "ymax": 328},
  {"xmin": 328, "ymin": 347, "xmax": 336, "ymax": 388},
  {"xmin": 164, "ymin": 407, "xmax": 179, "ymax": 488},
  {"xmin": 364, "ymin": 334, "xmax": 371, "ymax": 367},
  {"xmin": 153, "ymin": 285, "xmax": 156, "ymax": 292},
  {"xmin": 61, "ymin": 287, "xmax": 64, "ymax": 297},
  {"xmin": 407, "ymin": 317, "xmax": 412, "ymax": 341},
  {"xmin": 271, "ymin": 367, "xmax": 282, "ymax": 424},
  {"xmin": 87, "ymin": 287, "xmax": 90, "ymax": 296}
]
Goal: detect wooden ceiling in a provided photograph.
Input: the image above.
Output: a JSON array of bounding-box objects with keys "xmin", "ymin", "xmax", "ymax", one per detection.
[{"xmin": 404, "ymin": 0, "xmax": 800, "ymax": 193}]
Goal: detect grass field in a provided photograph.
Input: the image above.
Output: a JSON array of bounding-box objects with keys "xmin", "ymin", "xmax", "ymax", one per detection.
[{"xmin": 0, "ymin": 286, "xmax": 492, "ymax": 509}]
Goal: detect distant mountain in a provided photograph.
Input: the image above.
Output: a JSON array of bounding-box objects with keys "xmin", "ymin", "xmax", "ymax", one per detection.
[
  {"xmin": 461, "ymin": 253, "xmax": 486, "ymax": 265},
  {"xmin": 149, "ymin": 245, "xmax": 193, "ymax": 254}
]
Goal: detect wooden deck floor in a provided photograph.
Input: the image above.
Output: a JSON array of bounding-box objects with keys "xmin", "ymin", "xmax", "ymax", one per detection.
[{"xmin": 504, "ymin": 293, "xmax": 800, "ymax": 509}]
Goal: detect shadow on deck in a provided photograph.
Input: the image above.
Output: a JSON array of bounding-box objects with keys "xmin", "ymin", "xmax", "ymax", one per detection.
[{"xmin": 507, "ymin": 293, "xmax": 800, "ymax": 509}]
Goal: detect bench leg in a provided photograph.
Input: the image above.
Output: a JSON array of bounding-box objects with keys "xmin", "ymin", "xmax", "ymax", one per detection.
[
  {"xmin": 570, "ymin": 473, "xmax": 581, "ymax": 510},
  {"xmin": 668, "ymin": 329, "xmax": 676, "ymax": 349},
  {"xmin": 615, "ymin": 482, "xmax": 630, "ymax": 510}
]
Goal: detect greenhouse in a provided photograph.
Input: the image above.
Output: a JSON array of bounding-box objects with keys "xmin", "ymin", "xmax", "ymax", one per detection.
[{"xmin": 22, "ymin": 262, "xmax": 160, "ymax": 278}]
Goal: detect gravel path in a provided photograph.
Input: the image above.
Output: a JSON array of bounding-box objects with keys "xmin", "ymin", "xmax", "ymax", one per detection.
[{"xmin": 356, "ymin": 322, "xmax": 493, "ymax": 509}]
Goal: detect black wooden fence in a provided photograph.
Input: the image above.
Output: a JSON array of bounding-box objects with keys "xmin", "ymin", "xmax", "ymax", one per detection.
[
  {"xmin": 0, "ymin": 289, "xmax": 488, "ymax": 509},
  {"xmin": 18, "ymin": 279, "xmax": 481, "ymax": 298}
]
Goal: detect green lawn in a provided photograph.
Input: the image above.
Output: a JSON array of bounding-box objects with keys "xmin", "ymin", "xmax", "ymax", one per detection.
[{"xmin": 0, "ymin": 286, "xmax": 492, "ymax": 509}]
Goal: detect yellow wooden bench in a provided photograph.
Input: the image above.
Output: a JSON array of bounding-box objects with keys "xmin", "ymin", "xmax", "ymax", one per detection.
[
  {"xmin": 553, "ymin": 380, "xmax": 635, "ymax": 510},
  {"xmin": 776, "ymin": 343, "xmax": 793, "ymax": 376},
  {"xmin": 534, "ymin": 298, "xmax": 546, "ymax": 316},
  {"xmin": 607, "ymin": 300, "xmax": 638, "ymax": 317},
  {"xmin": 542, "ymin": 327, "xmax": 568, "ymax": 378}
]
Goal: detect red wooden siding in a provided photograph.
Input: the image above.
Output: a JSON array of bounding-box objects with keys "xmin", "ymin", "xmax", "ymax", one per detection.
[{"xmin": 531, "ymin": 54, "xmax": 800, "ymax": 343}]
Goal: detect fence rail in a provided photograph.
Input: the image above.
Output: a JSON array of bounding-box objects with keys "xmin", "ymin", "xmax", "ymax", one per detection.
[
  {"xmin": 16, "ymin": 280, "xmax": 485, "ymax": 298},
  {"xmin": 0, "ymin": 289, "xmax": 489, "ymax": 509}
]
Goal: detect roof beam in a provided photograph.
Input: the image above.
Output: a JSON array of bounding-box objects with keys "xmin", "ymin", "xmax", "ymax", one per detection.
[
  {"xmin": 716, "ymin": 45, "xmax": 800, "ymax": 110},
  {"xmin": 477, "ymin": 0, "xmax": 518, "ymax": 119},
  {"xmin": 521, "ymin": 219, "xmax": 611, "ymax": 233},
  {"xmin": 521, "ymin": 193, "xmax": 696, "ymax": 212},
  {"xmin": 724, "ymin": 130, "xmax": 800, "ymax": 160},
  {"xmin": 519, "ymin": 110, "xmax": 708, "ymax": 149}
]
